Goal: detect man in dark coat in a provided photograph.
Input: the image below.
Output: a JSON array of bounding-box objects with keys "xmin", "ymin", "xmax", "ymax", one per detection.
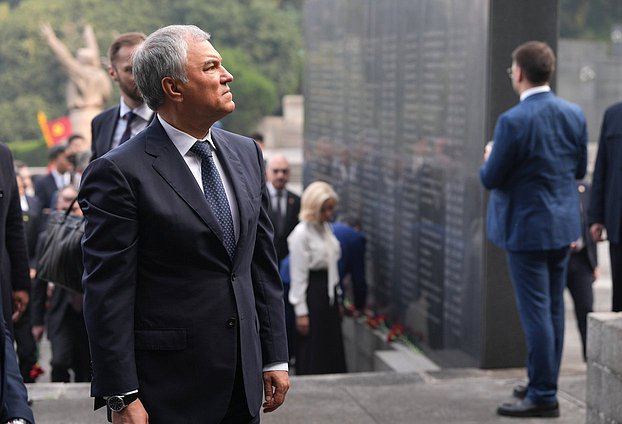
[{"xmin": 79, "ymin": 25, "xmax": 289, "ymax": 423}]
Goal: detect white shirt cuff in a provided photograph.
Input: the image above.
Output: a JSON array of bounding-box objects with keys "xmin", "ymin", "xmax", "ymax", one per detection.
[{"xmin": 263, "ymin": 362, "xmax": 289, "ymax": 372}]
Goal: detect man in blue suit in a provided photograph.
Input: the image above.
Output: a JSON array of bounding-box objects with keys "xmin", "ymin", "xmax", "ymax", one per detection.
[
  {"xmin": 480, "ymin": 41, "xmax": 587, "ymax": 418},
  {"xmin": 0, "ymin": 143, "xmax": 35, "ymax": 424},
  {"xmin": 588, "ymin": 102, "xmax": 622, "ymax": 312},
  {"xmin": 79, "ymin": 25, "xmax": 288, "ymax": 423}
]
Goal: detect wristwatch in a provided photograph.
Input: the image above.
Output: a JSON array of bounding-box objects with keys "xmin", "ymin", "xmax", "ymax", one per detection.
[{"xmin": 107, "ymin": 393, "xmax": 139, "ymax": 412}]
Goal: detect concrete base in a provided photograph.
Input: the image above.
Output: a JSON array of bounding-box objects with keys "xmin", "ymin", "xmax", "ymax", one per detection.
[
  {"xmin": 586, "ymin": 312, "xmax": 622, "ymax": 424},
  {"xmin": 342, "ymin": 317, "xmax": 439, "ymax": 373}
]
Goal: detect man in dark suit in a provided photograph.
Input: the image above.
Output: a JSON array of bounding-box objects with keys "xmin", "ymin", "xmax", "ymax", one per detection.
[
  {"xmin": 266, "ymin": 155, "xmax": 300, "ymax": 262},
  {"xmin": 34, "ymin": 145, "xmax": 73, "ymax": 213},
  {"xmin": 0, "ymin": 143, "xmax": 35, "ymax": 423},
  {"xmin": 91, "ymin": 32, "xmax": 154, "ymax": 160},
  {"xmin": 589, "ymin": 101, "xmax": 622, "ymax": 312},
  {"xmin": 79, "ymin": 25, "xmax": 289, "ymax": 423},
  {"xmin": 566, "ymin": 181, "xmax": 597, "ymax": 361},
  {"xmin": 480, "ymin": 41, "xmax": 587, "ymax": 418},
  {"xmin": 265, "ymin": 155, "xmax": 299, "ymax": 363},
  {"xmin": 13, "ymin": 172, "xmax": 41, "ymax": 383}
]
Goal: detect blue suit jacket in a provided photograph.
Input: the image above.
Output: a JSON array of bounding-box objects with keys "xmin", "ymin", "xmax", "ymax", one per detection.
[
  {"xmin": 0, "ymin": 143, "xmax": 34, "ymax": 423},
  {"xmin": 79, "ymin": 119, "xmax": 287, "ymax": 423},
  {"xmin": 480, "ymin": 91, "xmax": 587, "ymax": 251},
  {"xmin": 588, "ymin": 102, "xmax": 622, "ymax": 244}
]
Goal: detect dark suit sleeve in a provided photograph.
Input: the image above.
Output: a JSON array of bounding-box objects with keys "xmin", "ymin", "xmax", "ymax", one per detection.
[
  {"xmin": 79, "ymin": 157, "xmax": 140, "ymax": 397},
  {"xmin": 588, "ymin": 110, "xmax": 610, "ymax": 226},
  {"xmin": 249, "ymin": 144, "xmax": 289, "ymax": 365}
]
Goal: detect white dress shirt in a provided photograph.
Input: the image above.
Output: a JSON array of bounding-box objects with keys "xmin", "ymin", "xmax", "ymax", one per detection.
[{"xmin": 111, "ymin": 100, "xmax": 154, "ymax": 149}]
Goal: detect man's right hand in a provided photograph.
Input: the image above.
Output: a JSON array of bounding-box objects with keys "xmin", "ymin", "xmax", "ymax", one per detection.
[
  {"xmin": 112, "ymin": 399, "xmax": 148, "ymax": 424},
  {"xmin": 590, "ymin": 223, "xmax": 605, "ymax": 242}
]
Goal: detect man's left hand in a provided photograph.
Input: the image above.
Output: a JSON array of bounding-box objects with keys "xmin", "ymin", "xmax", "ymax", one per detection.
[{"xmin": 262, "ymin": 370, "xmax": 289, "ymax": 413}]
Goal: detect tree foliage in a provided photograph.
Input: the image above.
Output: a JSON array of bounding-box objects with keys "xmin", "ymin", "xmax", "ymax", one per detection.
[
  {"xmin": 560, "ymin": 0, "xmax": 622, "ymax": 39},
  {"xmin": 0, "ymin": 0, "xmax": 302, "ymax": 153}
]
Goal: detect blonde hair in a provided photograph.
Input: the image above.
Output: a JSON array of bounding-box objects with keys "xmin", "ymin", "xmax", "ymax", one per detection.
[{"xmin": 299, "ymin": 181, "xmax": 339, "ymax": 223}]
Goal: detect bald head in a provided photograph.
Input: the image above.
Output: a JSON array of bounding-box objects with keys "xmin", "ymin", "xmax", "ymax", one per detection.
[{"xmin": 267, "ymin": 155, "xmax": 290, "ymax": 191}]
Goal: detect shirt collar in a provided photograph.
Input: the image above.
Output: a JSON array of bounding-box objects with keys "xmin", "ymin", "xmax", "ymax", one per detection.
[
  {"xmin": 119, "ymin": 99, "xmax": 154, "ymax": 122},
  {"xmin": 157, "ymin": 115, "xmax": 216, "ymax": 157},
  {"xmin": 520, "ymin": 85, "xmax": 551, "ymax": 101}
]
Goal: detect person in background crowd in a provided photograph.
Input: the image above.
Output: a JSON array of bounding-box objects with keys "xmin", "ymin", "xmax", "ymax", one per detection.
[
  {"xmin": 589, "ymin": 101, "xmax": 622, "ymax": 312},
  {"xmin": 34, "ymin": 145, "xmax": 72, "ymax": 213},
  {"xmin": 79, "ymin": 24, "xmax": 288, "ymax": 423},
  {"xmin": 566, "ymin": 181, "xmax": 597, "ymax": 361},
  {"xmin": 65, "ymin": 134, "xmax": 90, "ymax": 185},
  {"xmin": 288, "ymin": 181, "xmax": 346, "ymax": 375},
  {"xmin": 31, "ymin": 185, "xmax": 90, "ymax": 383},
  {"xmin": 331, "ymin": 215, "xmax": 367, "ymax": 314},
  {"xmin": 266, "ymin": 154, "xmax": 300, "ymax": 364},
  {"xmin": 0, "ymin": 142, "xmax": 35, "ymax": 424},
  {"xmin": 91, "ymin": 32, "xmax": 154, "ymax": 160},
  {"xmin": 12, "ymin": 172, "xmax": 41, "ymax": 383},
  {"xmin": 480, "ymin": 41, "xmax": 587, "ymax": 418},
  {"xmin": 14, "ymin": 161, "xmax": 35, "ymax": 198}
]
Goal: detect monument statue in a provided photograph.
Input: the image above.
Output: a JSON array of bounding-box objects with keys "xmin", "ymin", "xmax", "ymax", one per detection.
[{"xmin": 40, "ymin": 23, "xmax": 112, "ymax": 146}]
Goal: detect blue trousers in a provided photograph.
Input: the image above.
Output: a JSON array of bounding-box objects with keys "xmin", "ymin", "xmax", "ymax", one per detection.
[{"xmin": 506, "ymin": 247, "xmax": 570, "ymax": 404}]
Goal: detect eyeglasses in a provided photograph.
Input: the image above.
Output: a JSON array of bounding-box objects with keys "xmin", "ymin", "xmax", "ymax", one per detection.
[
  {"xmin": 271, "ymin": 168, "xmax": 289, "ymax": 174},
  {"xmin": 506, "ymin": 67, "xmax": 513, "ymax": 79}
]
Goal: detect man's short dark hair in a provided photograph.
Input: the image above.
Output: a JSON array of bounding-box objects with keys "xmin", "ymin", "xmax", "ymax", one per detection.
[
  {"xmin": 67, "ymin": 134, "xmax": 85, "ymax": 146},
  {"xmin": 108, "ymin": 32, "xmax": 147, "ymax": 66},
  {"xmin": 48, "ymin": 145, "xmax": 66, "ymax": 161},
  {"xmin": 512, "ymin": 41, "xmax": 555, "ymax": 85}
]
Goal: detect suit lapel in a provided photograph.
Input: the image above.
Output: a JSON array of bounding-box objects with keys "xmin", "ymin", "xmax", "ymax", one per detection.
[
  {"xmin": 103, "ymin": 106, "xmax": 120, "ymax": 154},
  {"xmin": 145, "ymin": 120, "xmax": 227, "ymax": 246}
]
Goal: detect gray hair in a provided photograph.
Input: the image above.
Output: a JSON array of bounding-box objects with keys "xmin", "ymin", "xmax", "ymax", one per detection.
[{"xmin": 132, "ymin": 25, "xmax": 211, "ymax": 110}]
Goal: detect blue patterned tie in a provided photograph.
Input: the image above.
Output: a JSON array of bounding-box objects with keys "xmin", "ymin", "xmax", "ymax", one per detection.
[{"xmin": 190, "ymin": 141, "xmax": 236, "ymax": 259}]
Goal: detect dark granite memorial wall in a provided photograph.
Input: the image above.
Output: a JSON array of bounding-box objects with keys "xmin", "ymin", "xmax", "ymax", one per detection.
[{"xmin": 303, "ymin": 0, "xmax": 559, "ymax": 367}]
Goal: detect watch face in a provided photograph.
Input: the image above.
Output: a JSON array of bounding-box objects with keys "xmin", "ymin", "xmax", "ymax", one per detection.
[{"xmin": 108, "ymin": 396, "xmax": 125, "ymax": 412}]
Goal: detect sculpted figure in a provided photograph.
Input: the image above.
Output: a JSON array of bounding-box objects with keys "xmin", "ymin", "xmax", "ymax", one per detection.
[{"xmin": 41, "ymin": 23, "xmax": 112, "ymax": 146}]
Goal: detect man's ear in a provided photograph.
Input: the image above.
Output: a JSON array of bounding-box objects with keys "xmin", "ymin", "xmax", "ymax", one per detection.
[
  {"xmin": 162, "ymin": 77, "xmax": 183, "ymax": 103},
  {"xmin": 108, "ymin": 65, "xmax": 118, "ymax": 82}
]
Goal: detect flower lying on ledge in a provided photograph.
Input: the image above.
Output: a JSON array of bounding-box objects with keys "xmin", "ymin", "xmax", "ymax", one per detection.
[
  {"xmin": 366, "ymin": 314, "xmax": 386, "ymax": 330},
  {"xmin": 29, "ymin": 363, "xmax": 45, "ymax": 381},
  {"xmin": 387, "ymin": 324, "xmax": 405, "ymax": 342}
]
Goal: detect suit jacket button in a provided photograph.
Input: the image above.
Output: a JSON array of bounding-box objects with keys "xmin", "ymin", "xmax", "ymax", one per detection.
[
  {"xmin": 227, "ymin": 318, "xmax": 237, "ymax": 328},
  {"xmin": 231, "ymin": 273, "xmax": 236, "ymax": 282}
]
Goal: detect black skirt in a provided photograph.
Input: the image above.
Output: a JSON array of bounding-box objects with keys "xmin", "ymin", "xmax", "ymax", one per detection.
[{"xmin": 295, "ymin": 270, "xmax": 347, "ymax": 375}]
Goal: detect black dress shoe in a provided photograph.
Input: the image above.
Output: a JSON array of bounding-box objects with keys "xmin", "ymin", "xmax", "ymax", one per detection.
[
  {"xmin": 512, "ymin": 384, "xmax": 527, "ymax": 399},
  {"xmin": 497, "ymin": 398, "xmax": 560, "ymax": 418}
]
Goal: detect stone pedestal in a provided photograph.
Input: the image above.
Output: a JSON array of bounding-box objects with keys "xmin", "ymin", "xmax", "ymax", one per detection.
[{"xmin": 586, "ymin": 312, "xmax": 622, "ymax": 424}]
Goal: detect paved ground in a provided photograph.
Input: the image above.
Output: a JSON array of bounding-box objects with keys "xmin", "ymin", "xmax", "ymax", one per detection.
[{"xmin": 26, "ymin": 243, "xmax": 612, "ymax": 423}]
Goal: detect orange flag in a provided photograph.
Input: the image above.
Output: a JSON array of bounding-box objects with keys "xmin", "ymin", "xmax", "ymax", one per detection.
[{"xmin": 38, "ymin": 111, "xmax": 72, "ymax": 147}]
